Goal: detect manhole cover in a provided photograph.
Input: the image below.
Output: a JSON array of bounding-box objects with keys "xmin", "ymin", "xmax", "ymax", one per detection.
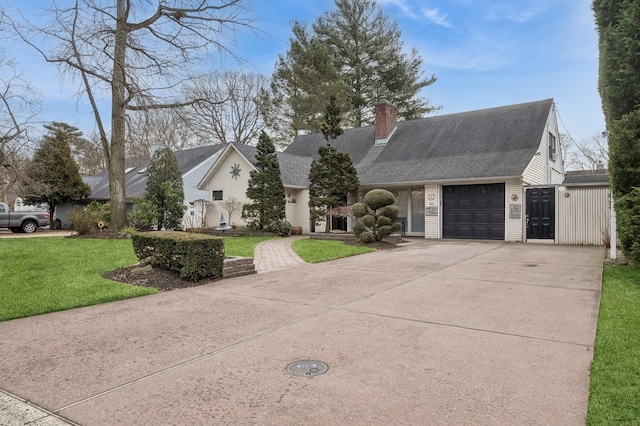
[{"xmin": 286, "ymin": 360, "xmax": 328, "ymax": 377}]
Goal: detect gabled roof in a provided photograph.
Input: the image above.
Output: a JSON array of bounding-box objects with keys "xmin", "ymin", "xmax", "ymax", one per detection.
[
  {"xmin": 88, "ymin": 144, "xmax": 226, "ymax": 200},
  {"xmin": 285, "ymin": 99, "xmax": 554, "ymax": 185},
  {"xmin": 198, "ymin": 143, "xmax": 313, "ymax": 189}
]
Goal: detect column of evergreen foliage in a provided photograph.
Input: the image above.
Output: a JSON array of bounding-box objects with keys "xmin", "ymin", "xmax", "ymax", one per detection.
[
  {"xmin": 24, "ymin": 122, "xmax": 91, "ymax": 228},
  {"xmin": 144, "ymin": 147, "xmax": 186, "ymax": 230},
  {"xmin": 308, "ymin": 96, "xmax": 360, "ymax": 232},
  {"xmin": 241, "ymin": 131, "xmax": 289, "ymax": 235},
  {"xmin": 593, "ymin": 0, "xmax": 640, "ymax": 263}
]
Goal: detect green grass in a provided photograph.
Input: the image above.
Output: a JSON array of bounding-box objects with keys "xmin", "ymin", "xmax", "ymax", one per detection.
[
  {"xmin": 0, "ymin": 235, "xmax": 275, "ymax": 322},
  {"xmin": 292, "ymin": 238, "xmax": 375, "ymax": 263},
  {"xmin": 224, "ymin": 236, "xmax": 275, "ymax": 257},
  {"xmin": 0, "ymin": 238, "xmax": 157, "ymax": 322},
  {"xmin": 587, "ymin": 264, "xmax": 640, "ymax": 425}
]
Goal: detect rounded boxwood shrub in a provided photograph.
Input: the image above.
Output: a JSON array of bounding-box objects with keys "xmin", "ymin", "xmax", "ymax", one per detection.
[
  {"xmin": 363, "ymin": 189, "xmax": 396, "ymax": 211},
  {"xmin": 352, "ymin": 188, "xmax": 402, "ymax": 243}
]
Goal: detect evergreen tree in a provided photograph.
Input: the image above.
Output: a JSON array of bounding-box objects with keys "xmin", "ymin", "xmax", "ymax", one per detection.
[
  {"xmin": 259, "ymin": 21, "xmax": 347, "ymax": 146},
  {"xmin": 308, "ymin": 98, "xmax": 360, "ymax": 231},
  {"xmin": 593, "ymin": 0, "xmax": 640, "ymax": 262},
  {"xmin": 262, "ymin": 0, "xmax": 437, "ymax": 141},
  {"xmin": 308, "ymin": 146, "xmax": 360, "ymax": 232},
  {"xmin": 321, "ymin": 95, "xmax": 344, "ymax": 144},
  {"xmin": 144, "ymin": 147, "xmax": 186, "ymax": 230},
  {"xmin": 242, "ymin": 131, "xmax": 287, "ymax": 231},
  {"xmin": 23, "ymin": 122, "xmax": 91, "ymax": 228}
]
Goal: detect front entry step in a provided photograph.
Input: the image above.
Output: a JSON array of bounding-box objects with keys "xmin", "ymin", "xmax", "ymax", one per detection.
[{"xmin": 223, "ymin": 257, "xmax": 256, "ymax": 278}]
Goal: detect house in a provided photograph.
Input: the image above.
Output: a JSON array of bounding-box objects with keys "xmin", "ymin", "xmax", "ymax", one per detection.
[
  {"xmin": 81, "ymin": 98, "xmax": 565, "ymax": 242},
  {"xmin": 279, "ymin": 98, "xmax": 564, "ymax": 241},
  {"xmin": 76, "ymin": 144, "xmax": 228, "ymax": 229}
]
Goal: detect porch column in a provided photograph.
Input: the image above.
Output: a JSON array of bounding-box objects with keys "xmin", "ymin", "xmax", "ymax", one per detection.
[{"xmin": 424, "ymin": 184, "xmax": 439, "ymax": 239}]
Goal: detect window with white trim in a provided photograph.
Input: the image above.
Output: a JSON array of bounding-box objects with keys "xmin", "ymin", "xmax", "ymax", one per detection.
[
  {"xmin": 548, "ymin": 133, "xmax": 557, "ymax": 160},
  {"xmin": 212, "ymin": 190, "xmax": 223, "ymax": 201}
]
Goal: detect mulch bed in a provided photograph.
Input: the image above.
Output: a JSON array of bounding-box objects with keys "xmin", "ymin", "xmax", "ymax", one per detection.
[{"xmin": 103, "ymin": 265, "xmax": 217, "ymax": 292}]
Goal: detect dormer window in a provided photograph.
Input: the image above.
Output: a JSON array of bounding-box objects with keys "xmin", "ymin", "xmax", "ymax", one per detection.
[{"xmin": 548, "ymin": 133, "xmax": 557, "ymax": 160}]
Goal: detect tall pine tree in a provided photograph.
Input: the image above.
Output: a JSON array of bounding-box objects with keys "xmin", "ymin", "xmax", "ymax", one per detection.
[
  {"xmin": 144, "ymin": 147, "xmax": 186, "ymax": 230},
  {"xmin": 23, "ymin": 122, "xmax": 91, "ymax": 228},
  {"xmin": 262, "ymin": 0, "xmax": 437, "ymax": 144},
  {"xmin": 242, "ymin": 131, "xmax": 287, "ymax": 231},
  {"xmin": 259, "ymin": 21, "xmax": 347, "ymax": 145}
]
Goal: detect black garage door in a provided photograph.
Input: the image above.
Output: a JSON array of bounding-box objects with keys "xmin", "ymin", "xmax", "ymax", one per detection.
[{"xmin": 442, "ymin": 183, "xmax": 505, "ymax": 240}]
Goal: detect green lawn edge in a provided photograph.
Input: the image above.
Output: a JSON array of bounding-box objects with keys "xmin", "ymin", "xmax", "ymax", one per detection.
[
  {"xmin": 587, "ymin": 264, "xmax": 640, "ymax": 425},
  {"xmin": 292, "ymin": 238, "xmax": 374, "ymax": 263}
]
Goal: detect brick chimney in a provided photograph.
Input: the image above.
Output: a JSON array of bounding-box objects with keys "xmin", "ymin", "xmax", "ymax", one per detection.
[{"xmin": 375, "ymin": 99, "xmax": 398, "ymax": 145}]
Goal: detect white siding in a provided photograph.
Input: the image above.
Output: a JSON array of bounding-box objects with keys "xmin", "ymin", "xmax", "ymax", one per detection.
[
  {"xmin": 505, "ymin": 180, "xmax": 525, "ymax": 242},
  {"xmin": 557, "ymin": 186, "xmax": 611, "ymax": 246},
  {"xmin": 183, "ymin": 151, "xmax": 221, "ymax": 203},
  {"xmin": 200, "ymin": 149, "xmax": 253, "ymax": 228},
  {"xmin": 523, "ymin": 103, "xmax": 564, "ymax": 185},
  {"xmin": 424, "ymin": 184, "xmax": 439, "ymax": 239}
]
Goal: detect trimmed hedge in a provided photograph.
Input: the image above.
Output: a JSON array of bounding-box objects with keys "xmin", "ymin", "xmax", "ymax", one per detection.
[{"xmin": 132, "ymin": 231, "xmax": 224, "ymax": 281}]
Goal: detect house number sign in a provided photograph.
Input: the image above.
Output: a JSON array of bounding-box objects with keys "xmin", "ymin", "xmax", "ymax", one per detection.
[{"xmin": 427, "ymin": 193, "xmax": 435, "ymax": 201}]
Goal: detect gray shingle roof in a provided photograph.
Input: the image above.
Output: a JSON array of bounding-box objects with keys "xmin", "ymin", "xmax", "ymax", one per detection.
[
  {"xmin": 563, "ymin": 169, "xmax": 609, "ymax": 185},
  {"xmin": 88, "ymin": 144, "xmax": 226, "ymax": 200},
  {"xmin": 285, "ymin": 99, "xmax": 554, "ymax": 185},
  {"xmin": 232, "ymin": 143, "xmax": 312, "ymax": 187}
]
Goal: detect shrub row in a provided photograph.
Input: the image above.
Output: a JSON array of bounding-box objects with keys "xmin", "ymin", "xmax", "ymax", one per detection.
[{"xmin": 131, "ymin": 231, "xmax": 224, "ymax": 281}]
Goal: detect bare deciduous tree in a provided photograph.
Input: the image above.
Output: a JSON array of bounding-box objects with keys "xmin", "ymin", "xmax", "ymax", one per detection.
[
  {"xmin": 8, "ymin": 0, "xmax": 255, "ymax": 229},
  {"xmin": 185, "ymin": 71, "xmax": 266, "ymax": 145},
  {"xmin": 222, "ymin": 195, "xmax": 241, "ymax": 226},
  {"xmin": 560, "ymin": 132, "xmax": 609, "ymax": 171},
  {"xmin": 125, "ymin": 109, "xmax": 197, "ymax": 159},
  {"xmin": 0, "ymin": 48, "xmax": 41, "ymax": 203}
]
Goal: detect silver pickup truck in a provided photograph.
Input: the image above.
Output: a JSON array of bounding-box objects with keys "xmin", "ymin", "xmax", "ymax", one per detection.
[{"xmin": 0, "ymin": 202, "xmax": 50, "ymax": 233}]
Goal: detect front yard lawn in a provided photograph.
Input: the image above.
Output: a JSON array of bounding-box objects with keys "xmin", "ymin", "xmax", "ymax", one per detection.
[
  {"xmin": 587, "ymin": 264, "xmax": 640, "ymax": 425},
  {"xmin": 1, "ymin": 238, "xmax": 156, "ymax": 322},
  {"xmin": 0, "ymin": 236, "xmax": 275, "ymax": 322}
]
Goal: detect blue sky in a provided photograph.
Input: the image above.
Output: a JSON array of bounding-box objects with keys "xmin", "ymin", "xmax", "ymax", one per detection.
[{"xmin": 10, "ymin": 0, "xmax": 603, "ymax": 144}]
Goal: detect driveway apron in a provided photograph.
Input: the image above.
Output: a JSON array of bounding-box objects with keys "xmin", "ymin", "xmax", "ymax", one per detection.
[{"xmin": 0, "ymin": 241, "xmax": 604, "ymax": 425}]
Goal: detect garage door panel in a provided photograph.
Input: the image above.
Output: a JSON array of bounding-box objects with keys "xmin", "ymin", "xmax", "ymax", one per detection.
[{"xmin": 443, "ymin": 183, "xmax": 505, "ymax": 240}]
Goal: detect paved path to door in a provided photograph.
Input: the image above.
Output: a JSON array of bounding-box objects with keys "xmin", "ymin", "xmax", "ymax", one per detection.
[{"xmin": 0, "ymin": 241, "xmax": 604, "ymax": 425}]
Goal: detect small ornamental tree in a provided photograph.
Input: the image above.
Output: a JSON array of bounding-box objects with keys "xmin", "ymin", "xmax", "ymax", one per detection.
[
  {"xmin": 242, "ymin": 131, "xmax": 289, "ymax": 234},
  {"xmin": 352, "ymin": 189, "xmax": 401, "ymax": 243},
  {"xmin": 23, "ymin": 122, "xmax": 91, "ymax": 228},
  {"xmin": 144, "ymin": 147, "xmax": 186, "ymax": 230}
]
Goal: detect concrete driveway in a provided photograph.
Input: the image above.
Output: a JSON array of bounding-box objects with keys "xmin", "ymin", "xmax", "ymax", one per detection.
[{"xmin": 0, "ymin": 241, "xmax": 603, "ymax": 425}]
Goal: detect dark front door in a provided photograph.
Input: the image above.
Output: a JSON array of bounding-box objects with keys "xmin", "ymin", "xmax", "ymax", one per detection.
[
  {"xmin": 526, "ymin": 188, "xmax": 555, "ymax": 240},
  {"xmin": 442, "ymin": 183, "xmax": 505, "ymax": 240}
]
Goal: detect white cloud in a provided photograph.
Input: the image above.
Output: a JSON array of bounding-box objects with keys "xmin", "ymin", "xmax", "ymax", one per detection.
[
  {"xmin": 483, "ymin": 1, "xmax": 552, "ymax": 23},
  {"xmin": 379, "ymin": 0, "xmax": 452, "ymax": 27},
  {"xmin": 421, "ymin": 8, "xmax": 452, "ymax": 28}
]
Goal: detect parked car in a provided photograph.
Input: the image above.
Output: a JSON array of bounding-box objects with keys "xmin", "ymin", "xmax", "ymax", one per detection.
[{"xmin": 0, "ymin": 202, "xmax": 50, "ymax": 233}]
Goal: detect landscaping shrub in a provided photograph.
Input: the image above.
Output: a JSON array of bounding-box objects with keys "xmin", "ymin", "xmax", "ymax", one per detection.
[
  {"xmin": 131, "ymin": 231, "xmax": 224, "ymax": 281},
  {"xmin": 352, "ymin": 189, "xmax": 402, "ymax": 243},
  {"xmin": 69, "ymin": 201, "xmax": 110, "ymax": 234}
]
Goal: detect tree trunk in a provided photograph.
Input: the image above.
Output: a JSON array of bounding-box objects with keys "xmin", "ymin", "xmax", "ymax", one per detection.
[
  {"xmin": 324, "ymin": 212, "xmax": 331, "ymax": 232},
  {"xmin": 109, "ymin": 0, "xmax": 128, "ymax": 230},
  {"xmin": 49, "ymin": 203, "xmax": 56, "ymax": 229}
]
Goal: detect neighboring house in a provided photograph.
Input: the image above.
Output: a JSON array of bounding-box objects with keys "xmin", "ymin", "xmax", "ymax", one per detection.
[
  {"xmin": 82, "ymin": 144, "xmax": 228, "ymax": 229},
  {"xmin": 81, "ymin": 98, "xmax": 567, "ymax": 242}
]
